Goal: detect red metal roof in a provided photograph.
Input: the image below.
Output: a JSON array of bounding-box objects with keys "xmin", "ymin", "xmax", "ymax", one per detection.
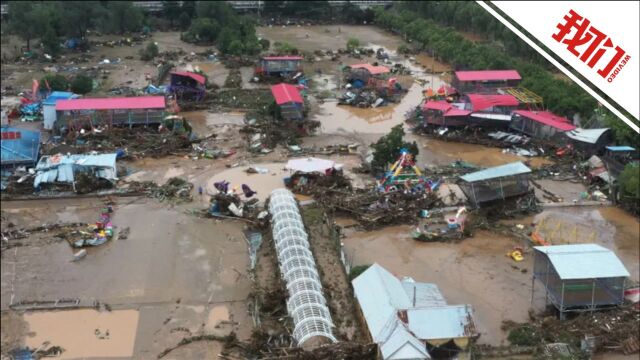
[
  {"xmin": 513, "ymin": 110, "xmax": 576, "ymax": 131},
  {"xmin": 56, "ymin": 96, "xmax": 166, "ymax": 111},
  {"xmin": 349, "ymin": 63, "xmax": 390, "ymax": 75},
  {"xmin": 455, "ymin": 70, "xmax": 521, "ymax": 82},
  {"xmin": 467, "ymin": 94, "xmax": 519, "ymax": 111},
  {"xmin": 423, "ymin": 101, "xmax": 452, "ymax": 112},
  {"xmin": 171, "ymin": 71, "xmax": 206, "ymax": 85},
  {"xmin": 262, "ymin": 56, "xmax": 304, "ymax": 60},
  {"xmin": 271, "ymin": 83, "xmax": 303, "ymax": 105},
  {"xmin": 444, "ymin": 108, "xmax": 472, "ymax": 117}
]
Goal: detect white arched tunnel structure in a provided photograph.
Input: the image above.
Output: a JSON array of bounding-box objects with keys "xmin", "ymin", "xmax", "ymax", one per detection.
[{"xmin": 268, "ymin": 189, "xmax": 337, "ymax": 346}]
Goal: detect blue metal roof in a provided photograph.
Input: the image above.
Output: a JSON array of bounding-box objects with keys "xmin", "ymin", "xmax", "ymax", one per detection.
[
  {"xmin": 1, "ymin": 127, "xmax": 41, "ymax": 166},
  {"xmin": 606, "ymin": 146, "xmax": 635, "ymax": 152},
  {"xmin": 460, "ymin": 161, "xmax": 531, "ymax": 183},
  {"xmin": 42, "ymin": 91, "xmax": 79, "ymax": 106},
  {"xmin": 534, "ymin": 244, "xmax": 630, "ymax": 280},
  {"xmin": 407, "ymin": 305, "xmax": 473, "ymax": 340}
]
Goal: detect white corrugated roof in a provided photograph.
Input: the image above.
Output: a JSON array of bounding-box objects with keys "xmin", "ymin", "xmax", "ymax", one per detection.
[
  {"xmin": 534, "ymin": 244, "xmax": 630, "ymax": 280},
  {"xmin": 380, "ymin": 324, "xmax": 430, "ymax": 359},
  {"xmin": 407, "ymin": 305, "xmax": 473, "ymax": 340},
  {"xmin": 565, "ymin": 128, "xmax": 610, "ymax": 144},
  {"xmin": 352, "ymin": 263, "xmax": 411, "ymax": 342},
  {"xmin": 460, "ymin": 162, "xmax": 531, "ymax": 182},
  {"xmin": 401, "ymin": 279, "xmax": 447, "ymax": 308}
]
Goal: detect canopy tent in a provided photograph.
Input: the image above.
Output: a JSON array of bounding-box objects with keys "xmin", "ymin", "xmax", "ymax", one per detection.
[{"xmin": 285, "ymin": 158, "xmax": 342, "ymax": 174}]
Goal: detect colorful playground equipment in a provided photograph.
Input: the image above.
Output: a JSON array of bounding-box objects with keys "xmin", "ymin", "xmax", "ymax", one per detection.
[{"xmin": 378, "ymin": 149, "xmax": 439, "ymax": 193}]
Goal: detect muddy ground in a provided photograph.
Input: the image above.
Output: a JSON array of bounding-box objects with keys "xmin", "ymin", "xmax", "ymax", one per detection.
[{"xmin": 2, "ymin": 24, "xmax": 639, "ymax": 359}]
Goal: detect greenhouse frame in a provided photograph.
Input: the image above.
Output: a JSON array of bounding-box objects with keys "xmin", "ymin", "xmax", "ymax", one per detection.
[{"xmin": 268, "ymin": 189, "xmax": 337, "ymax": 347}]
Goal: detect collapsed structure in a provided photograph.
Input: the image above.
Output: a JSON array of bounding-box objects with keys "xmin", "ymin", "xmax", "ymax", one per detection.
[
  {"xmin": 352, "ymin": 263, "xmax": 476, "ymax": 359},
  {"xmin": 34, "ymin": 153, "xmax": 117, "ymax": 190},
  {"xmin": 268, "ymin": 189, "xmax": 337, "ymax": 348},
  {"xmin": 256, "ymin": 56, "xmax": 304, "ymax": 78},
  {"xmin": 532, "ymin": 244, "xmax": 630, "ymax": 319},
  {"xmin": 1, "ymin": 126, "xmax": 41, "ymax": 170},
  {"xmin": 271, "ymin": 83, "xmax": 304, "ymax": 121}
]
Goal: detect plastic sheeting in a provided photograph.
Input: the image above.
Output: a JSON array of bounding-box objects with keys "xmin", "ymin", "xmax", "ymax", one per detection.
[{"xmin": 269, "ymin": 189, "xmax": 336, "ymax": 346}]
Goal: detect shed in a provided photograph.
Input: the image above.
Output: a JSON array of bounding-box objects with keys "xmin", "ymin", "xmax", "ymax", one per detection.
[
  {"xmin": 422, "ymin": 101, "xmax": 470, "ymax": 127},
  {"xmin": 1, "ymin": 127, "xmax": 41, "ymax": 169},
  {"xmin": 271, "ymin": 83, "xmax": 304, "ymax": 120},
  {"xmin": 347, "ymin": 63, "xmax": 390, "ymax": 85},
  {"xmin": 564, "ymin": 128, "xmax": 612, "ymax": 155},
  {"xmin": 34, "ymin": 153, "xmax": 118, "ymax": 190},
  {"xmin": 453, "ymin": 70, "xmax": 521, "ymax": 93},
  {"xmin": 510, "ymin": 110, "xmax": 576, "ymax": 139},
  {"xmin": 169, "ymin": 71, "xmax": 206, "ymax": 101},
  {"xmin": 459, "ymin": 162, "xmax": 531, "ymax": 207},
  {"xmin": 257, "ymin": 56, "xmax": 304, "ymax": 77},
  {"xmin": 55, "ymin": 96, "xmax": 166, "ymax": 132},
  {"xmin": 43, "ymin": 91, "xmax": 79, "ymax": 130},
  {"xmin": 406, "ymin": 306, "xmax": 475, "ymax": 348},
  {"xmin": 463, "ymin": 94, "xmax": 519, "ymax": 128},
  {"xmin": 532, "ymin": 244, "xmax": 629, "ymax": 319}
]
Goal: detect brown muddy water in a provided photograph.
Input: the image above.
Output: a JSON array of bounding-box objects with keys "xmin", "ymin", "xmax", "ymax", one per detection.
[{"xmin": 24, "ymin": 309, "xmax": 139, "ymax": 359}]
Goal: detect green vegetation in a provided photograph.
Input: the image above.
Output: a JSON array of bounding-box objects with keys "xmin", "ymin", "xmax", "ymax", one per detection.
[
  {"xmin": 346, "ymin": 37, "xmax": 360, "ymax": 51},
  {"xmin": 182, "ymin": 2, "xmax": 260, "ymax": 56},
  {"xmin": 371, "ymin": 125, "xmax": 419, "ymax": 173},
  {"xmin": 618, "ymin": 163, "xmax": 639, "ymax": 202},
  {"xmin": 140, "ymin": 42, "xmax": 159, "ymax": 61},
  {"xmin": 70, "ymin": 74, "xmax": 94, "ymax": 94},
  {"xmin": 507, "ymin": 324, "xmax": 542, "ymax": 346},
  {"xmin": 348, "ymin": 264, "xmax": 371, "ymax": 281},
  {"xmin": 273, "ymin": 42, "xmax": 299, "ymax": 55},
  {"xmin": 41, "ymin": 73, "xmax": 69, "ymax": 91},
  {"xmin": 263, "ymin": 1, "xmax": 376, "ymax": 24}
]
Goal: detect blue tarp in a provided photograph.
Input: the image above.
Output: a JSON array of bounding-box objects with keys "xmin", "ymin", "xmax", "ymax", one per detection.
[
  {"xmin": 606, "ymin": 146, "xmax": 635, "ymax": 152},
  {"xmin": 1, "ymin": 127, "xmax": 41, "ymax": 168}
]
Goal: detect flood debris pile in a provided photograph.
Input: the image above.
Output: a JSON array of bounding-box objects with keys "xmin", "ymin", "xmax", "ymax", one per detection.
[
  {"xmin": 502, "ymin": 306, "xmax": 640, "ymax": 357},
  {"xmin": 126, "ymin": 177, "xmax": 194, "ymax": 202},
  {"xmin": 286, "ymin": 170, "xmax": 352, "ymax": 195},
  {"xmin": 1, "ymin": 222, "xmax": 85, "ymax": 253},
  {"xmin": 207, "ymin": 181, "xmax": 266, "ymax": 222},
  {"xmin": 30, "ymin": 153, "xmax": 118, "ymax": 194}
]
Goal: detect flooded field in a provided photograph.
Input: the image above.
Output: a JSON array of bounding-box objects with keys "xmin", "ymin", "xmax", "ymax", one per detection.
[{"xmin": 24, "ymin": 309, "xmax": 139, "ymax": 359}]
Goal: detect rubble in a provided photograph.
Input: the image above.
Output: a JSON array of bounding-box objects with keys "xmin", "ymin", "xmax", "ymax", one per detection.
[{"xmin": 126, "ymin": 177, "xmax": 194, "ymax": 202}]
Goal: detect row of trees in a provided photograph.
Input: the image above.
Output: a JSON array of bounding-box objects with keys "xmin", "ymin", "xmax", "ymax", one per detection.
[
  {"xmin": 182, "ymin": 2, "xmax": 262, "ymax": 56},
  {"xmin": 7, "ymin": 1, "xmax": 147, "ymax": 56}
]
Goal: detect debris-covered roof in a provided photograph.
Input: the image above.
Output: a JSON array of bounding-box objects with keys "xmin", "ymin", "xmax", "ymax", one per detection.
[
  {"xmin": 262, "ymin": 55, "xmax": 304, "ymax": 60},
  {"xmin": 466, "ymin": 94, "xmax": 519, "ymax": 111},
  {"xmin": 455, "ymin": 70, "xmax": 521, "ymax": 81},
  {"xmin": 271, "ymin": 83, "xmax": 303, "ymax": 105},
  {"xmin": 565, "ymin": 128, "xmax": 610, "ymax": 144},
  {"xmin": 34, "ymin": 153, "xmax": 117, "ymax": 188},
  {"xmin": 171, "ymin": 71, "xmax": 206, "ymax": 85},
  {"xmin": 534, "ymin": 244, "xmax": 630, "ymax": 280},
  {"xmin": 43, "ymin": 91, "xmax": 79, "ymax": 106},
  {"xmin": 460, "ymin": 162, "xmax": 531, "ymax": 183},
  {"xmin": 512, "ymin": 110, "xmax": 576, "ymax": 131},
  {"xmin": 56, "ymin": 96, "xmax": 166, "ymax": 111},
  {"xmin": 349, "ymin": 63, "xmax": 390, "ymax": 75}
]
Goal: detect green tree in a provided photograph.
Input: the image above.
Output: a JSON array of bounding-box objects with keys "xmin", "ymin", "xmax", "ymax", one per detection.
[
  {"xmin": 216, "ymin": 28, "xmax": 236, "ymax": 53},
  {"xmin": 99, "ymin": 1, "xmax": 143, "ymax": 34},
  {"xmin": 346, "ymin": 37, "xmax": 360, "ymax": 51},
  {"xmin": 58, "ymin": 1, "xmax": 101, "ymax": 38},
  {"xmin": 140, "ymin": 42, "xmax": 159, "ymax": 60},
  {"xmin": 228, "ymin": 40, "xmax": 244, "ymax": 56},
  {"xmin": 618, "ymin": 163, "xmax": 640, "ymax": 201},
  {"xmin": 71, "ymin": 74, "xmax": 93, "ymax": 94},
  {"xmin": 259, "ymin": 38, "xmax": 271, "ymax": 51},
  {"xmin": 187, "ymin": 18, "xmax": 220, "ymax": 43},
  {"xmin": 162, "ymin": 1, "xmax": 181, "ymax": 28},
  {"xmin": 7, "ymin": 2, "xmax": 51, "ymax": 51},
  {"xmin": 178, "ymin": 12, "xmax": 191, "ymax": 31},
  {"xmin": 371, "ymin": 125, "xmax": 419, "ymax": 173},
  {"xmin": 41, "ymin": 28, "xmax": 61, "ymax": 57},
  {"xmin": 42, "ymin": 73, "xmax": 70, "ymax": 91}
]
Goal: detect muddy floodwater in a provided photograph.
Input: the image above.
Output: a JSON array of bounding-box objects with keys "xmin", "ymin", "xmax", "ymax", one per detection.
[{"xmin": 24, "ymin": 309, "xmax": 139, "ymax": 359}]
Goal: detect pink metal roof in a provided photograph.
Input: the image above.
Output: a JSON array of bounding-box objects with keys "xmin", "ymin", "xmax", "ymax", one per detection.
[
  {"xmin": 171, "ymin": 71, "xmax": 206, "ymax": 85},
  {"xmin": 467, "ymin": 94, "xmax": 519, "ymax": 111},
  {"xmin": 262, "ymin": 56, "xmax": 304, "ymax": 60},
  {"xmin": 444, "ymin": 108, "xmax": 472, "ymax": 117},
  {"xmin": 423, "ymin": 101, "xmax": 452, "ymax": 112},
  {"xmin": 349, "ymin": 63, "xmax": 390, "ymax": 75},
  {"xmin": 513, "ymin": 110, "xmax": 576, "ymax": 131},
  {"xmin": 56, "ymin": 96, "xmax": 166, "ymax": 111},
  {"xmin": 271, "ymin": 83, "xmax": 303, "ymax": 105},
  {"xmin": 455, "ymin": 70, "xmax": 521, "ymax": 82}
]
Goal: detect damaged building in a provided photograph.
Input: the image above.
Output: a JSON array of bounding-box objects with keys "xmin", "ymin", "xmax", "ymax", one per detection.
[
  {"xmin": 509, "ymin": 110, "xmax": 576, "ymax": 140},
  {"xmin": 1, "ymin": 126, "xmax": 41, "ymax": 170},
  {"xmin": 352, "ymin": 263, "xmax": 476, "ymax": 359},
  {"xmin": 271, "ymin": 83, "xmax": 305, "ymax": 121},
  {"xmin": 34, "ymin": 153, "xmax": 118, "ymax": 191},
  {"xmin": 452, "ymin": 70, "xmax": 521, "ymax": 93},
  {"xmin": 256, "ymin": 55, "xmax": 304, "ymax": 78},
  {"xmin": 459, "ymin": 161, "xmax": 532, "ymax": 207},
  {"xmin": 168, "ymin": 71, "xmax": 206, "ymax": 101}
]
